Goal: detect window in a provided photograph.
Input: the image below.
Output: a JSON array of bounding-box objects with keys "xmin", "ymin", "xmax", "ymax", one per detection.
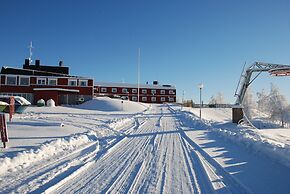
[
  {"xmin": 151, "ymin": 97, "xmax": 156, "ymax": 102},
  {"xmin": 161, "ymin": 97, "xmax": 165, "ymax": 102},
  {"xmin": 79, "ymin": 80, "xmax": 88, "ymax": 87},
  {"xmin": 48, "ymin": 78, "xmax": 57, "ymax": 86},
  {"xmin": 132, "ymin": 89, "xmax": 137, "ymax": 93},
  {"xmin": 169, "ymin": 97, "xmax": 175, "ymax": 102},
  {"xmin": 101, "ymin": 88, "xmax": 107, "ymax": 93},
  {"xmin": 68, "ymin": 79, "xmax": 77, "ymax": 86},
  {"xmin": 6, "ymin": 76, "xmax": 17, "ymax": 85},
  {"xmin": 142, "ymin": 89, "xmax": 147, "ymax": 94},
  {"xmin": 132, "ymin": 96, "xmax": 138, "ymax": 101},
  {"xmin": 112, "ymin": 88, "xmax": 117, "ymax": 93},
  {"xmin": 37, "ymin": 78, "xmax": 46, "ymax": 85},
  {"xmin": 19, "ymin": 77, "xmax": 29, "ymax": 86},
  {"xmin": 169, "ymin": 90, "xmax": 175, "ymax": 94},
  {"xmin": 151, "ymin": 90, "xmax": 156, "ymax": 95},
  {"xmin": 160, "ymin": 90, "xmax": 165, "ymax": 94},
  {"xmin": 142, "ymin": 97, "xmax": 147, "ymax": 102},
  {"xmin": 122, "ymin": 88, "xmax": 128, "ymax": 93}
]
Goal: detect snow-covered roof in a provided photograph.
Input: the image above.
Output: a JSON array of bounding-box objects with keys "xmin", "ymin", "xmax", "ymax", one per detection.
[
  {"xmin": 94, "ymin": 82, "xmax": 176, "ymax": 90},
  {"xmin": 33, "ymin": 88, "xmax": 80, "ymax": 92}
]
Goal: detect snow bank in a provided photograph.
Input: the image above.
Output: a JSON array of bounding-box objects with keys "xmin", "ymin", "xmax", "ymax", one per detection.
[
  {"xmin": 108, "ymin": 117, "xmax": 135, "ymax": 133},
  {"xmin": 179, "ymin": 109, "xmax": 290, "ymax": 168},
  {"xmin": 210, "ymin": 127, "xmax": 290, "ymax": 168},
  {"xmin": 77, "ymin": 97, "xmax": 148, "ymax": 112},
  {"xmin": 0, "ymin": 131, "xmax": 98, "ymax": 176}
]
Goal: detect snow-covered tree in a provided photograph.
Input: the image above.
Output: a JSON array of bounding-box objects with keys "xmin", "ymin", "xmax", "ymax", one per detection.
[
  {"xmin": 256, "ymin": 89, "xmax": 270, "ymax": 114},
  {"xmin": 208, "ymin": 92, "xmax": 225, "ymax": 104},
  {"xmin": 243, "ymin": 87, "xmax": 256, "ymax": 119},
  {"xmin": 268, "ymin": 83, "xmax": 288, "ymax": 126}
]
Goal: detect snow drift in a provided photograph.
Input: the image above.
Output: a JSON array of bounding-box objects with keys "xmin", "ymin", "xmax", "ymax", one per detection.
[{"xmin": 77, "ymin": 97, "xmax": 148, "ymax": 112}]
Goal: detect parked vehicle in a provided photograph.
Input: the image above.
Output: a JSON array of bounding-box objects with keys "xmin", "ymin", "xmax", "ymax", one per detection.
[
  {"xmin": 0, "ymin": 96, "xmax": 31, "ymax": 113},
  {"xmin": 0, "ymin": 101, "xmax": 8, "ymax": 112}
]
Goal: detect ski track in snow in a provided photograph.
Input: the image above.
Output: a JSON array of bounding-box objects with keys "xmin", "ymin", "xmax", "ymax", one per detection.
[
  {"xmin": 3, "ymin": 104, "xmax": 289, "ymax": 193},
  {"xmin": 40, "ymin": 105, "xmax": 250, "ymax": 194}
]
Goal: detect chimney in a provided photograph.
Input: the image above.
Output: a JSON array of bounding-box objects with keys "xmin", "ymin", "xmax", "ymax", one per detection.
[
  {"xmin": 24, "ymin": 59, "xmax": 30, "ymax": 67},
  {"xmin": 153, "ymin": 80, "xmax": 158, "ymax": 85},
  {"xmin": 59, "ymin": 60, "xmax": 63, "ymax": 67},
  {"xmin": 35, "ymin": 59, "xmax": 40, "ymax": 67}
]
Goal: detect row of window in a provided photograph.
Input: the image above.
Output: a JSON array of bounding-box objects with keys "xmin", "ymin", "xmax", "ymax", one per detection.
[
  {"xmin": 99, "ymin": 87, "xmax": 175, "ymax": 95},
  {"xmin": 131, "ymin": 96, "xmax": 175, "ymax": 102},
  {"xmin": 4, "ymin": 76, "xmax": 88, "ymax": 87}
]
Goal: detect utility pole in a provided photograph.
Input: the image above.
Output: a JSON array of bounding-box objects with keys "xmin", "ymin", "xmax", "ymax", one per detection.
[
  {"xmin": 182, "ymin": 90, "xmax": 185, "ymax": 103},
  {"xmin": 198, "ymin": 83, "xmax": 204, "ymax": 119},
  {"xmin": 137, "ymin": 48, "xmax": 140, "ymax": 102}
]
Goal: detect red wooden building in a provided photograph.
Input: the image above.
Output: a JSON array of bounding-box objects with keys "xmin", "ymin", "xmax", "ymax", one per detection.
[
  {"xmin": 0, "ymin": 59, "xmax": 94, "ymax": 105},
  {"xmin": 94, "ymin": 82, "xmax": 176, "ymax": 103}
]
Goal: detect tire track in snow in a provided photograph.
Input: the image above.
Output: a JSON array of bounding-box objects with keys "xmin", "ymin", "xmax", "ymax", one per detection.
[
  {"xmin": 180, "ymin": 130, "xmax": 252, "ymax": 194},
  {"xmin": 169, "ymin": 106, "xmax": 253, "ymax": 194},
  {"xmin": 0, "ymin": 141, "xmax": 99, "ymax": 194},
  {"xmin": 0, "ymin": 114, "xmax": 143, "ymax": 194},
  {"xmin": 54, "ymin": 116, "xmax": 158, "ymax": 193}
]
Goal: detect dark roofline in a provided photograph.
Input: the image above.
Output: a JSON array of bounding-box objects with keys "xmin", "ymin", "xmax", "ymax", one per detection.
[{"xmin": 0, "ymin": 66, "xmax": 92, "ymax": 79}]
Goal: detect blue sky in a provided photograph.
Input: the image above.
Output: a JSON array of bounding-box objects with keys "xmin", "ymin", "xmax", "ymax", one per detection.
[{"xmin": 1, "ymin": 0, "xmax": 290, "ymax": 103}]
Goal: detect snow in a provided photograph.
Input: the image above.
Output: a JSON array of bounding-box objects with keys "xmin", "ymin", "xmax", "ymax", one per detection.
[
  {"xmin": 1, "ymin": 100, "xmax": 290, "ymax": 193},
  {"xmin": 14, "ymin": 96, "xmax": 31, "ymax": 106},
  {"xmin": 76, "ymin": 97, "xmax": 149, "ymax": 112},
  {"xmin": 0, "ymin": 101, "xmax": 8, "ymax": 106},
  {"xmin": 47, "ymin": 99, "xmax": 56, "ymax": 107},
  {"xmin": 181, "ymin": 107, "xmax": 290, "ymax": 167}
]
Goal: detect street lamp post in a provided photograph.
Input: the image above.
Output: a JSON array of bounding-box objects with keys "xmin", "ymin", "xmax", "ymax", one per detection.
[{"xmin": 198, "ymin": 83, "xmax": 204, "ymax": 119}]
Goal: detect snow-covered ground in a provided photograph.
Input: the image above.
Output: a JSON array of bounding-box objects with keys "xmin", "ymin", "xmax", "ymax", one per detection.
[{"xmin": 1, "ymin": 99, "xmax": 290, "ymax": 193}]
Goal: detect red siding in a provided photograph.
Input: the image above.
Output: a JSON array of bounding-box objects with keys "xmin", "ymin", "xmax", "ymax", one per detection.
[
  {"xmin": 94, "ymin": 85, "xmax": 176, "ymax": 104},
  {"xmin": 34, "ymin": 90, "xmax": 59, "ymax": 105},
  {"xmin": 30, "ymin": 77, "xmax": 36, "ymax": 84},
  {"xmin": 58, "ymin": 78, "xmax": 68, "ymax": 85},
  {"xmin": 88, "ymin": 80, "xmax": 93, "ymax": 86}
]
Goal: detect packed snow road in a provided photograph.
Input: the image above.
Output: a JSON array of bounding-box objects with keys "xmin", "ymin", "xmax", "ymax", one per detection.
[
  {"xmin": 49, "ymin": 105, "xmax": 248, "ymax": 194},
  {"xmin": 1, "ymin": 104, "xmax": 290, "ymax": 193}
]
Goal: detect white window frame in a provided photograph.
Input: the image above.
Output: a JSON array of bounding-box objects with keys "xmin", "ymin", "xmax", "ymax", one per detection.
[
  {"xmin": 151, "ymin": 89, "xmax": 156, "ymax": 95},
  {"xmin": 151, "ymin": 97, "xmax": 156, "ymax": 102},
  {"xmin": 132, "ymin": 89, "xmax": 137, "ymax": 93},
  {"xmin": 142, "ymin": 89, "xmax": 147, "ymax": 94},
  {"xmin": 122, "ymin": 88, "xmax": 128, "ymax": 93},
  {"xmin": 160, "ymin": 90, "xmax": 165, "ymax": 94},
  {"xmin": 19, "ymin": 76, "xmax": 30, "ymax": 86},
  {"xmin": 111, "ymin": 88, "xmax": 117, "ymax": 93},
  {"xmin": 142, "ymin": 97, "xmax": 147, "ymax": 102},
  {"xmin": 169, "ymin": 97, "xmax": 174, "ymax": 102},
  {"xmin": 68, "ymin": 79, "xmax": 77, "ymax": 86},
  {"xmin": 169, "ymin": 90, "xmax": 175, "ymax": 94},
  {"xmin": 6, "ymin": 75, "xmax": 17, "ymax": 85},
  {"xmin": 132, "ymin": 96, "xmax": 138, "ymax": 101},
  {"xmin": 161, "ymin": 97, "xmax": 166, "ymax": 102},
  {"xmin": 48, "ymin": 78, "xmax": 57, "ymax": 86},
  {"xmin": 79, "ymin": 80, "xmax": 88, "ymax": 87},
  {"xmin": 101, "ymin": 87, "xmax": 107, "ymax": 93},
  {"xmin": 37, "ymin": 77, "xmax": 46, "ymax": 85}
]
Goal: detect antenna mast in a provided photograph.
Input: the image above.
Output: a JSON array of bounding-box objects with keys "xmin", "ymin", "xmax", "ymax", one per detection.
[
  {"xmin": 137, "ymin": 48, "xmax": 140, "ymax": 102},
  {"xmin": 28, "ymin": 41, "xmax": 34, "ymax": 65}
]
